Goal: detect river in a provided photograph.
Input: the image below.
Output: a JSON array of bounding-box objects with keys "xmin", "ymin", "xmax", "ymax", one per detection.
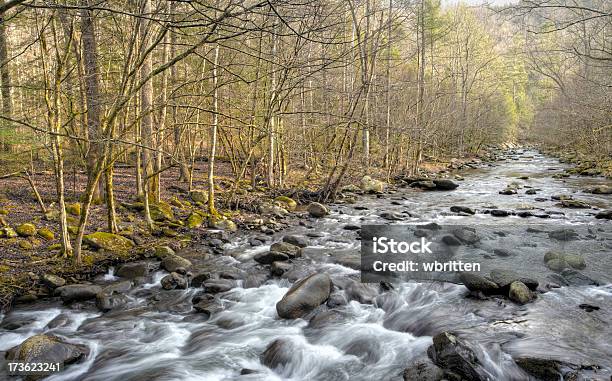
[{"xmin": 1, "ymin": 149, "xmax": 610, "ymax": 381}]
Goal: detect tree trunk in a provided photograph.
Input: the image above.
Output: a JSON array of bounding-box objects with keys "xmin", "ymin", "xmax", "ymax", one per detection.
[
  {"xmin": 208, "ymin": 42, "xmax": 220, "ymax": 215},
  {"xmin": 139, "ymin": 0, "xmax": 154, "ymax": 229},
  {"xmin": 0, "ymin": 12, "xmax": 13, "ymax": 152}
]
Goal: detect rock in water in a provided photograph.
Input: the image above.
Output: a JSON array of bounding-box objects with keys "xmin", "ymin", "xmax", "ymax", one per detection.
[
  {"xmin": 6, "ymin": 334, "xmax": 89, "ymax": 374},
  {"xmin": 161, "ymin": 272, "xmax": 188, "ymax": 290},
  {"xmin": 307, "ymin": 202, "xmax": 329, "ymax": 217},
  {"xmin": 595, "ymin": 210, "xmax": 612, "ymax": 220},
  {"xmin": 514, "ymin": 357, "xmax": 567, "ymax": 381},
  {"xmin": 548, "ymin": 228, "xmax": 578, "ymax": 241},
  {"xmin": 490, "ymin": 269, "xmax": 538, "ymax": 291},
  {"xmin": 116, "ymin": 262, "xmax": 154, "ymax": 279},
  {"xmin": 282, "ymin": 235, "xmax": 308, "ymax": 248},
  {"xmin": 83, "ymin": 232, "xmax": 135, "ymax": 252},
  {"xmin": 55, "ymin": 284, "xmax": 102, "ymax": 304},
  {"xmin": 433, "ymin": 179, "xmax": 458, "ymax": 190},
  {"xmin": 585, "ymin": 185, "xmax": 612, "ymax": 194},
  {"xmin": 276, "ymin": 273, "xmax": 332, "ymax": 319},
  {"xmin": 509, "ymin": 281, "xmax": 534, "ymax": 304},
  {"xmin": 403, "ymin": 358, "xmax": 445, "ymax": 381},
  {"xmin": 161, "ymin": 254, "xmax": 192, "ymax": 272},
  {"xmin": 459, "ymin": 273, "xmax": 499, "ymax": 294},
  {"xmin": 428, "ymin": 332, "xmax": 488, "ymax": 381},
  {"xmin": 261, "ymin": 339, "xmax": 295, "ymax": 369},
  {"xmin": 450, "ymin": 206, "xmax": 475, "ymax": 215}
]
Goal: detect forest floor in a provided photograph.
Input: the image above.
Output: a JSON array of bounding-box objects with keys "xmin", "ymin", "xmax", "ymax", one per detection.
[{"xmin": 1, "ymin": 145, "xmax": 606, "ymax": 312}]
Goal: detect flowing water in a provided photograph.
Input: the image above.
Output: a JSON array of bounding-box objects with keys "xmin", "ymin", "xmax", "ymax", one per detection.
[{"xmin": 1, "ymin": 150, "xmax": 611, "ymax": 381}]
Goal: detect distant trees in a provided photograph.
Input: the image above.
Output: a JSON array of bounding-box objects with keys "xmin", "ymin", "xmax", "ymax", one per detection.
[{"xmin": 1, "ymin": 0, "xmax": 606, "ymax": 264}]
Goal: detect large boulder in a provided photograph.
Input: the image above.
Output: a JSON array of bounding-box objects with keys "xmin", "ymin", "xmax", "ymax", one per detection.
[
  {"xmin": 54, "ymin": 284, "xmax": 102, "ymax": 304},
  {"xmin": 83, "ymin": 232, "xmax": 135, "ymax": 252},
  {"xmin": 16, "ymin": 223, "xmax": 36, "ymax": 237},
  {"xmin": 307, "ymin": 202, "xmax": 328, "ymax": 218},
  {"xmin": 276, "ymin": 273, "xmax": 332, "ymax": 319},
  {"xmin": 433, "ymin": 179, "xmax": 459, "ymax": 190},
  {"xmin": 360, "ymin": 176, "xmax": 385, "ymax": 193},
  {"xmin": 161, "ymin": 254, "xmax": 192, "ymax": 272},
  {"xmin": 282, "ymin": 235, "xmax": 308, "ymax": 248},
  {"xmin": 427, "ymin": 332, "xmax": 488, "ymax": 381},
  {"xmin": 508, "ymin": 281, "xmax": 534, "ymax": 304},
  {"xmin": 6, "ymin": 334, "xmax": 89, "ymax": 375}
]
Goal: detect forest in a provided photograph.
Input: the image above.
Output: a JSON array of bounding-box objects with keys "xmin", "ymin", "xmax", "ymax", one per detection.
[{"xmin": 0, "ymin": 0, "xmax": 610, "ymax": 380}]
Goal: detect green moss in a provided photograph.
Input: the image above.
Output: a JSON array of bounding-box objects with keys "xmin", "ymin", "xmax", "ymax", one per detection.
[
  {"xmin": 37, "ymin": 227, "xmax": 55, "ymax": 241},
  {"xmin": 18, "ymin": 240, "xmax": 33, "ymax": 250},
  {"xmin": 274, "ymin": 196, "xmax": 297, "ymax": 211},
  {"xmin": 66, "ymin": 203, "xmax": 81, "ymax": 216},
  {"xmin": 48, "ymin": 243, "xmax": 61, "ymax": 251},
  {"xmin": 0, "ymin": 209, "xmax": 8, "ymax": 215},
  {"xmin": 186, "ymin": 212, "xmax": 204, "ymax": 228},
  {"xmin": 0, "ymin": 265, "xmax": 9, "ymax": 273},
  {"xmin": 83, "ymin": 232, "xmax": 135, "ymax": 252},
  {"xmin": 16, "ymin": 223, "xmax": 36, "ymax": 237},
  {"xmin": 150, "ymin": 201, "xmax": 174, "ymax": 222}
]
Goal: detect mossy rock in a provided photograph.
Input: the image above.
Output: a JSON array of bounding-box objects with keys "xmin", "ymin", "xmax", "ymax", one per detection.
[
  {"xmin": 66, "ymin": 215, "xmax": 80, "ymax": 226},
  {"xmin": 6, "ymin": 334, "xmax": 89, "ymax": 366},
  {"xmin": 48, "ymin": 243, "xmax": 62, "ymax": 251},
  {"xmin": 0, "ymin": 265, "xmax": 9, "ymax": 273},
  {"xmin": 68, "ymin": 226, "xmax": 79, "ymax": 235},
  {"xmin": 0, "ymin": 208, "xmax": 8, "ymax": 215},
  {"xmin": 83, "ymin": 232, "xmax": 135, "ymax": 252},
  {"xmin": 1, "ymin": 227, "xmax": 17, "ymax": 238},
  {"xmin": 209, "ymin": 217, "xmax": 237, "ymax": 232},
  {"xmin": 66, "ymin": 203, "xmax": 81, "ymax": 216},
  {"xmin": 19, "ymin": 240, "xmax": 33, "ymax": 250},
  {"xmin": 162, "ymin": 228, "xmax": 178, "ymax": 238},
  {"xmin": 274, "ymin": 196, "xmax": 297, "ymax": 211},
  {"xmin": 186, "ymin": 212, "xmax": 204, "ymax": 228},
  {"xmin": 16, "ymin": 223, "xmax": 36, "ymax": 237},
  {"xmin": 37, "ymin": 227, "xmax": 55, "ymax": 241},
  {"xmin": 150, "ymin": 201, "xmax": 174, "ymax": 222},
  {"xmin": 190, "ymin": 190, "xmax": 209, "ymax": 204},
  {"xmin": 0, "ymin": 216, "xmax": 7, "ymax": 227},
  {"xmin": 170, "ymin": 197, "xmax": 184, "ymax": 208}
]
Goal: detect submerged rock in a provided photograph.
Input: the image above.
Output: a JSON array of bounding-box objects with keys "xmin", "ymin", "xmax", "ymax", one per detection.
[
  {"xmin": 403, "ymin": 357, "xmax": 445, "ymax": 381},
  {"xmin": 276, "ymin": 273, "xmax": 332, "ymax": 319},
  {"xmin": 514, "ymin": 357, "xmax": 572, "ymax": 381},
  {"xmin": 548, "ymin": 228, "xmax": 579, "ymax": 241},
  {"xmin": 428, "ymin": 332, "xmax": 488, "ymax": 381},
  {"xmin": 307, "ymin": 202, "xmax": 329, "ymax": 218},
  {"xmin": 261, "ymin": 339, "xmax": 295, "ymax": 369}
]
